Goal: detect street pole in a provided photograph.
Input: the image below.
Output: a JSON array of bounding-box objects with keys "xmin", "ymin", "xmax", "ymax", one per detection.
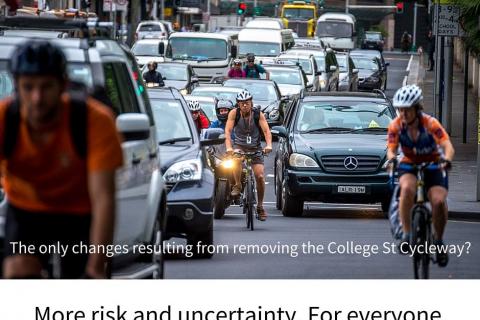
[
  {"xmin": 161, "ymin": 0, "xmax": 165, "ymax": 20},
  {"xmin": 346, "ymin": 0, "xmax": 349, "ymax": 14},
  {"xmin": 254, "ymin": 0, "xmax": 257, "ymax": 16},
  {"xmin": 207, "ymin": 0, "xmax": 210, "ymax": 30},
  {"xmin": 413, "ymin": 2, "xmax": 417, "ymax": 51},
  {"xmin": 443, "ymin": 36, "xmax": 453, "ymax": 134},
  {"xmin": 463, "ymin": 48, "xmax": 469, "ymax": 143},
  {"xmin": 433, "ymin": 3, "xmax": 440, "ymax": 118},
  {"xmin": 438, "ymin": 36, "xmax": 444, "ymax": 123}
]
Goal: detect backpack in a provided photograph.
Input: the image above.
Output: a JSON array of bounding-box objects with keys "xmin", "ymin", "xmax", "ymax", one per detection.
[
  {"xmin": 244, "ymin": 64, "xmax": 262, "ymax": 78},
  {"xmin": 234, "ymin": 107, "xmax": 261, "ymax": 128},
  {"xmin": 3, "ymin": 95, "xmax": 88, "ymax": 159}
]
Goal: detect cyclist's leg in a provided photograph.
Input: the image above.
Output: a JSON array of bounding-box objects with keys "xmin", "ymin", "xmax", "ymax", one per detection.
[
  {"xmin": 398, "ymin": 169, "xmax": 417, "ymax": 235},
  {"xmin": 253, "ymin": 164, "xmax": 265, "ymax": 207},
  {"xmin": 231, "ymin": 145, "xmax": 244, "ymax": 196},
  {"xmin": 425, "ymin": 169, "xmax": 449, "ymax": 241}
]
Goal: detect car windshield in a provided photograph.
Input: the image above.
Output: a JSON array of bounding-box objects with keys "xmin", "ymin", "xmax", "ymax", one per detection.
[
  {"xmin": 150, "ymin": 99, "xmax": 192, "ymax": 142},
  {"xmin": 132, "ymin": 42, "xmax": 161, "ymax": 56},
  {"xmin": 296, "ymin": 102, "xmax": 393, "ymax": 132},
  {"xmin": 277, "ymin": 58, "xmax": 312, "ymax": 74},
  {"xmin": 239, "ymin": 42, "xmax": 281, "ymax": 57},
  {"xmin": 366, "ymin": 33, "xmax": 382, "ymax": 40},
  {"xmin": 316, "ymin": 21, "xmax": 353, "ymax": 38},
  {"xmin": 194, "ymin": 100, "xmax": 217, "ymax": 121},
  {"xmin": 283, "ymin": 8, "xmax": 315, "ymax": 20},
  {"xmin": 268, "ymin": 69, "xmax": 302, "ymax": 85},
  {"xmin": 351, "ymin": 57, "xmax": 379, "ymax": 71},
  {"xmin": 139, "ymin": 24, "xmax": 163, "ymax": 32},
  {"xmin": 167, "ymin": 37, "xmax": 227, "ymax": 60},
  {"xmin": 336, "ymin": 55, "xmax": 347, "ymax": 72},
  {"xmin": 191, "ymin": 88, "xmax": 240, "ymax": 102},
  {"xmin": 156, "ymin": 64, "xmax": 188, "ymax": 81},
  {"xmin": 223, "ymin": 81, "xmax": 278, "ymax": 101},
  {"xmin": 0, "ymin": 61, "xmax": 14, "ymax": 99}
]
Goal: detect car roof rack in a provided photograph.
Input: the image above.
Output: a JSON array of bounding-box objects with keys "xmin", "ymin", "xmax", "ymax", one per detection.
[{"xmin": 0, "ymin": 16, "xmax": 114, "ymax": 47}]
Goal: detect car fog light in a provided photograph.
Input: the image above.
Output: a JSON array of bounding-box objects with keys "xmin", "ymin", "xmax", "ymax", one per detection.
[{"xmin": 184, "ymin": 208, "xmax": 194, "ymax": 220}]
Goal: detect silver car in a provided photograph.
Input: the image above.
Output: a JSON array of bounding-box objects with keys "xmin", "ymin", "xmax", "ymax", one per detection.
[
  {"xmin": 276, "ymin": 53, "xmax": 321, "ymax": 91},
  {"xmin": 335, "ymin": 51, "xmax": 359, "ymax": 91}
]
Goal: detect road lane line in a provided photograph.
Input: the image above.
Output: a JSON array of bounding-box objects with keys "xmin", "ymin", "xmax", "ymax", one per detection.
[
  {"xmin": 267, "ymin": 174, "xmax": 274, "ymax": 178},
  {"xmin": 402, "ymin": 76, "xmax": 407, "ymax": 86},
  {"xmin": 406, "ymin": 54, "xmax": 413, "ymax": 72}
]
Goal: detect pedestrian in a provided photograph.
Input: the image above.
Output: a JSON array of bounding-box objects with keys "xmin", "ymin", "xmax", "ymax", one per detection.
[
  {"xmin": 244, "ymin": 53, "xmax": 269, "ymax": 79},
  {"xmin": 401, "ymin": 31, "xmax": 411, "ymax": 52},
  {"xmin": 427, "ymin": 30, "xmax": 435, "ymax": 71},
  {"xmin": 1, "ymin": 41, "xmax": 123, "ymax": 279},
  {"xmin": 227, "ymin": 59, "xmax": 246, "ymax": 78}
]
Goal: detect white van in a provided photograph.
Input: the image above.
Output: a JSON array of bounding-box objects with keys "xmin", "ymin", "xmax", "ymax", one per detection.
[
  {"xmin": 316, "ymin": 13, "xmax": 356, "ymax": 50},
  {"xmin": 238, "ymin": 28, "xmax": 295, "ymax": 62},
  {"xmin": 164, "ymin": 32, "xmax": 238, "ymax": 82},
  {"xmin": 245, "ymin": 18, "xmax": 285, "ymax": 30}
]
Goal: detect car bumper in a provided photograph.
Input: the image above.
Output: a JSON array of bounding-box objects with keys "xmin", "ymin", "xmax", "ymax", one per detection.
[
  {"xmin": 165, "ymin": 172, "xmax": 214, "ymax": 236},
  {"xmin": 285, "ymin": 169, "xmax": 392, "ymax": 203}
]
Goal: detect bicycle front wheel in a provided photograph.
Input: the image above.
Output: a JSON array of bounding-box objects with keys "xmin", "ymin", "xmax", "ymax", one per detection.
[
  {"xmin": 245, "ymin": 174, "xmax": 254, "ymax": 231},
  {"xmin": 411, "ymin": 205, "xmax": 430, "ymax": 279}
]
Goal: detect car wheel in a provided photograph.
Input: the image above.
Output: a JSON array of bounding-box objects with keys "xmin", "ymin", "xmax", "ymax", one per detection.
[
  {"xmin": 281, "ymin": 179, "xmax": 303, "ymax": 217},
  {"xmin": 381, "ymin": 199, "xmax": 391, "ymax": 218},
  {"xmin": 187, "ymin": 226, "xmax": 214, "ymax": 259},
  {"xmin": 214, "ymin": 180, "xmax": 227, "ymax": 220},
  {"xmin": 275, "ymin": 170, "xmax": 282, "ymax": 210}
]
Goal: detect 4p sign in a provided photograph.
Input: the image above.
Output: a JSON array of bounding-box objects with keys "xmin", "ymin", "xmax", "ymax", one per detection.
[{"xmin": 434, "ymin": 5, "xmax": 461, "ymax": 37}]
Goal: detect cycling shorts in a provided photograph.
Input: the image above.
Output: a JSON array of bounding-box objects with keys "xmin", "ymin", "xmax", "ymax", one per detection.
[
  {"xmin": 398, "ymin": 163, "xmax": 449, "ymax": 191},
  {"xmin": 233, "ymin": 144, "xmax": 264, "ymax": 165},
  {"xmin": 4, "ymin": 204, "xmax": 91, "ymax": 278}
]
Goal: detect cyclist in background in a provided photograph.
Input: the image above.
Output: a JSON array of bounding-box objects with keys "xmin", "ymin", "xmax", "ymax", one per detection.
[
  {"xmin": 387, "ymin": 84, "xmax": 454, "ymax": 267},
  {"xmin": 143, "ymin": 61, "xmax": 164, "ymax": 87},
  {"xmin": 224, "ymin": 89, "xmax": 272, "ymax": 221},
  {"xmin": 244, "ymin": 53, "xmax": 270, "ymax": 80},
  {"xmin": 188, "ymin": 99, "xmax": 209, "ymax": 134},
  {"xmin": 227, "ymin": 59, "xmax": 246, "ymax": 79}
]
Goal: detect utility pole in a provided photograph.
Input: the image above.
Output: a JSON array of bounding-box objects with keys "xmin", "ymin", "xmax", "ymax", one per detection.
[
  {"xmin": 413, "ymin": 2, "xmax": 417, "ymax": 51},
  {"xmin": 443, "ymin": 36, "xmax": 453, "ymax": 134},
  {"xmin": 207, "ymin": 0, "xmax": 210, "ymax": 31},
  {"xmin": 346, "ymin": 0, "xmax": 349, "ymax": 14},
  {"xmin": 161, "ymin": 0, "xmax": 164, "ymax": 20},
  {"xmin": 127, "ymin": 0, "xmax": 141, "ymax": 46},
  {"xmin": 433, "ymin": 2, "xmax": 440, "ymax": 118}
]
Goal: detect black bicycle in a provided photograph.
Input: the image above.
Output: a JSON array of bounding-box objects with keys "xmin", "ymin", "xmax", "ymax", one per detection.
[
  {"xmin": 390, "ymin": 161, "xmax": 446, "ymax": 279},
  {"xmin": 233, "ymin": 150, "xmax": 264, "ymax": 231}
]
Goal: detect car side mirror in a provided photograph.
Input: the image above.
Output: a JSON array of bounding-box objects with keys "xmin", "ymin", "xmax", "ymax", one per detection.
[
  {"xmin": 116, "ymin": 113, "xmax": 150, "ymax": 142},
  {"xmin": 385, "ymin": 62, "xmax": 390, "ymax": 67},
  {"xmin": 159, "ymin": 42, "xmax": 165, "ymax": 55},
  {"xmin": 352, "ymin": 68, "xmax": 359, "ymax": 74},
  {"xmin": 271, "ymin": 126, "xmax": 287, "ymax": 138},
  {"xmin": 201, "ymin": 128, "xmax": 224, "ymax": 140},
  {"xmin": 200, "ymin": 136, "xmax": 225, "ymax": 147},
  {"xmin": 329, "ymin": 66, "xmax": 337, "ymax": 72},
  {"xmin": 191, "ymin": 75, "xmax": 199, "ymax": 83},
  {"xmin": 163, "ymin": 77, "xmax": 167, "ymax": 80}
]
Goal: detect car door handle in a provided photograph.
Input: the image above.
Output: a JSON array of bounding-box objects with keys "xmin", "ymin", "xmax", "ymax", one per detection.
[
  {"xmin": 149, "ymin": 151, "xmax": 158, "ymax": 159},
  {"xmin": 132, "ymin": 156, "xmax": 142, "ymax": 165}
]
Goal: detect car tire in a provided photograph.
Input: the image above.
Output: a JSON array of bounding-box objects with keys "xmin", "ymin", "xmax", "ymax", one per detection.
[
  {"xmin": 281, "ymin": 180, "xmax": 303, "ymax": 217},
  {"xmin": 381, "ymin": 199, "xmax": 391, "ymax": 218},
  {"xmin": 214, "ymin": 180, "xmax": 227, "ymax": 220},
  {"xmin": 275, "ymin": 173, "xmax": 282, "ymax": 210},
  {"xmin": 187, "ymin": 226, "xmax": 214, "ymax": 259}
]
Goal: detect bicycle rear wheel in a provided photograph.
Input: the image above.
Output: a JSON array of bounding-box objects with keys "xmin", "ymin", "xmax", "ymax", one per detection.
[
  {"xmin": 411, "ymin": 205, "xmax": 430, "ymax": 279},
  {"xmin": 245, "ymin": 175, "xmax": 254, "ymax": 231}
]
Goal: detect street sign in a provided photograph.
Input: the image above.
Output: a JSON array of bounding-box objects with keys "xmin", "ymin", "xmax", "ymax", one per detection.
[
  {"xmin": 103, "ymin": 0, "xmax": 128, "ymax": 12},
  {"xmin": 433, "ymin": 4, "xmax": 461, "ymax": 37}
]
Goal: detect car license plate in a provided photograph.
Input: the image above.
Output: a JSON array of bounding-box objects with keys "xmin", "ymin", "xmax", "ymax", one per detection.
[{"xmin": 337, "ymin": 186, "xmax": 366, "ymax": 194}]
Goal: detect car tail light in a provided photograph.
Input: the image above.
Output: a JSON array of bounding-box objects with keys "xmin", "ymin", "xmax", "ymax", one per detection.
[{"xmin": 132, "ymin": 71, "xmax": 139, "ymax": 81}]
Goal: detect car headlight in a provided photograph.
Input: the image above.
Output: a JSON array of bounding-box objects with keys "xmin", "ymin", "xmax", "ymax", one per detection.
[
  {"xmin": 319, "ymin": 79, "xmax": 326, "ymax": 87},
  {"xmin": 164, "ymin": 158, "xmax": 202, "ymax": 183},
  {"xmin": 269, "ymin": 110, "xmax": 280, "ymax": 121},
  {"xmin": 289, "ymin": 153, "xmax": 319, "ymax": 168},
  {"xmin": 366, "ymin": 77, "xmax": 379, "ymax": 83},
  {"xmin": 180, "ymin": 89, "xmax": 188, "ymax": 95},
  {"xmin": 221, "ymin": 159, "xmax": 234, "ymax": 169}
]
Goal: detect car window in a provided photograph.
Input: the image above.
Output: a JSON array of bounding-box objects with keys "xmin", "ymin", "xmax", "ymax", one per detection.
[
  {"xmin": 296, "ymin": 102, "xmax": 393, "ymax": 132},
  {"xmin": 336, "ymin": 55, "xmax": 347, "ymax": 72},
  {"xmin": 151, "ymin": 99, "xmax": 192, "ymax": 142},
  {"xmin": 103, "ymin": 62, "xmax": 141, "ymax": 116},
  {"xmin": 268, "ymin": 69, "xmax": 302, "ymax": 85},
  {"xmin": 223, "ymin": 81, "xmax": 278, "ymax": 101},
  {"xmin": 366, "ymin": 33, "xmax": 382, "ymax": 40},
  {"xmin": 0, "ymin": 61, "xmax": 14, "ymax": 99},
  {"xmin": 351, "ymin": 57, "xmax": 379, "ymax": 71},
  {"xmin": 67, "ymin": 64, "xmax": 93, "ymax": 88},
  {"xmin": 191, "ymin": 89, "xmax": 239, "ymax": 102},
  {"xmin": 197, "ymin": 101, "xmax": 217, "ymax": 121},
  {"xmin": 139, "ymin": 24, "xmax": 163, "ymax": 32},
  {"xmin": 156, "ymin": 64, "xmax": 188, "ymax": 81},
  {"xmin": 132, "ymin": 42, "xmax": 161, "ymax": 56},
  {"xmin": 277, "ymin": 58, "xmax": 312, "ymax": 74}
]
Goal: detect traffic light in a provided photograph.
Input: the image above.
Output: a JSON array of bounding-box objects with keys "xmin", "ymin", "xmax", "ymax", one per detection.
[
  {"xmin": 396, "ymin": 2, "xmax": 404, "ymax": 14},
  {"xmin": 237, "ymin": 2, "xmax": 246, "ymax": 15}
]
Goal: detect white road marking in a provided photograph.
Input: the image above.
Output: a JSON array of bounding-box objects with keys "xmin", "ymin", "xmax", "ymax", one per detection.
[
  {"xmin": 402, "ymin": 76, "xmax": 408, "ymax": 86},
  {"xmin": 267, "ymin": 174, "xmax": 275, "ymax": 178},
  {"xmin": 406, "ymin": 54, "xmax": 413, "ymax": 72}
]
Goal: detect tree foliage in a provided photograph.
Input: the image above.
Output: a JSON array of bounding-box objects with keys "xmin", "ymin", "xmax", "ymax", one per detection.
[{"xmin": 454, "ymin": 0, "xmax": 480, "ymax": 56}]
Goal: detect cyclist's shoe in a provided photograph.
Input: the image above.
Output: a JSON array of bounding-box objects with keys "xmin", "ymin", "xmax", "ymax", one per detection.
[
  {"xmin": 397, "ymin": 233, "xmax": 411, "ymax": 255},
  {"xmin": 257, "ymin": 206, "xmax": 267, "ymax": 221},
  {"xmin": 231, "ymin": 184, "xmax": 242, "ymax": 197},
  {"xmin": 434, "ymin": 239, "xmax": 449, "ymax": 267}
]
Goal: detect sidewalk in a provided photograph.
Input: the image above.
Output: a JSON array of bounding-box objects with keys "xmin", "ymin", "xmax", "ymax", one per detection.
[{"xmin": 414, "ymin": 55, "xmax": 480, "ymax": 221}]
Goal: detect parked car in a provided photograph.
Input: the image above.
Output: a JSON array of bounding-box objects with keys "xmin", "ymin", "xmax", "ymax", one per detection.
[
  {"xmin": 184, "ymin": 95, "xmax": 218, "ymax": 122},
  {"xmin": 147, "ymin": 87, "xmax": 225, "ymax": 258},
  {"xmin": 362, "ymin": 31, "xmax": 384, "ymax": 52},
  {"xmin": 136, "ymin": 21, "xmax": 168, "ymax": 40},
  {"xmin": 335, "ymin": 51, "xmax": 359, "ymax": 91},
  {"xmin": 350, "ymin": 54, "xmax": 386, "ymax": 91},
  {"xmin": 350, "ymin": 49, "xmax": 389, "ymax": 90},
  {"xmin": 272, "ymin": 91, "xmax": 396, "ymax": 217},
  {"xmin": 159, "ymin": 20, "xmax": 174, "ymax": 35},
  {"xmin": 285, "ymin": 48, "xmax": 339, "ymax": 91},
  {"xmin": 263, "ymin": 64, "xmax": 310, "ymax": 97},
  {"xmin": 131, "ymin": 39, "xmax": 166, "ymax": 69},
  {"xmin": 142, "ymin": 62, "xmax": 199, "ymax": 95},
  {"xmin": 276, "ymin": 53, "xmax": 321, "ymax": 91},
  {"xmin": 191, "ymin": 86, "xmax": 243, "ymax": 102},
  {"xmin": 223, "ymin": 78, "xmax": 288, "ymax": 126},
  {"xmin": 0, "ymin": 17, "xmax": 168, "ymax": 278}
]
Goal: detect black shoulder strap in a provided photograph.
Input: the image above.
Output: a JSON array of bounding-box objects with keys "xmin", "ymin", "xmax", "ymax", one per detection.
[
  {"xmin": 234, "ymin": 108, "xmax": 241, "ymax": 126},
  {"xmin": 69, "ymin": 94, "xmax": 88, "ymax": 159},
  {"xmin": 4, "ymin": 98, "xmax": 21, "ymax": 158}
]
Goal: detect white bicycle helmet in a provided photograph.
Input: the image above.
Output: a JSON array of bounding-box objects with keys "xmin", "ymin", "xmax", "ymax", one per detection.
[
  {"xmin": 188, "ymin": 100, "xmax": 201, "ymax": 112},
  {"xmin": 236, "ymin": 89, "xmax": 253, "ymax": 101},
  {"xmin": 392, "ymin": 84, "xmax": 423, "ymax": 108},
  {"xmin": 233, "ymin": 58, "xmax": 242, "ymax": 64}
]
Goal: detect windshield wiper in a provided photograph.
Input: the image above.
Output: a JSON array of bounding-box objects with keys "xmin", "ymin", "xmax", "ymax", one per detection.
[
  {"xmin": 348, "ymin": 127, "xmax": 387, "ymax": 133},
  {"xmin": 302, "ymin": 127, "xmax": 351, "ymax": 133},
  {"xmin": 159, "ymin": 137, "xmax": 192, "ymax": 145}
]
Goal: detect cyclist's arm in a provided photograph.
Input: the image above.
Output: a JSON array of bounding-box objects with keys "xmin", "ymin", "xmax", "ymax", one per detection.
[
  {"xmin": 259, "ymin": 112, "xmax": 272, "ymax": 149},
  {"xmin": 440, "ymin": 139, "xmax": 455, "ymax": 161},
  {"xmin": 387, "ymin": 122, "xmax": 399, "ymax": 160},
  {"xmin": 87, "ymin": 170, "xmax": 116, "ymax": 278},
  {"xmin": 225, "ymin": 109, "xmax": 236, "ymax": 151}
]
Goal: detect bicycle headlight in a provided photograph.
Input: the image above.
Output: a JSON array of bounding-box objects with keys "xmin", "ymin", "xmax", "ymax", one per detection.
[
  {"xmin": 164, "ymin": 158, "xmax": 202, "ymax": 183},
  {"xmin": 221, "ymin": 159, "xmax": 234, "ymax": 169},
  {"xmin": 269, "ymin": 110, "xmax": 280, "ymax": 121},
  {"xmin": 289, "ymin": 153, "xmax": 319, "ymax": 168}
]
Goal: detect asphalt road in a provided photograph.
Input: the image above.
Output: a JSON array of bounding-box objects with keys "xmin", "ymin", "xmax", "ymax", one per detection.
[{"xmin": 165, "ymin": 53, "xmax": 480, "ymax": 279}]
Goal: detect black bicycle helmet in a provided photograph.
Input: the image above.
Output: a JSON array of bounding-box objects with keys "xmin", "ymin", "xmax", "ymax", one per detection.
[
  {"xmin": 10, "ymin": 41, "xmax": 67, "ymax": 80},
  {"xmin": 215, "ymin": 99, "xmax": 234, "ymax": 122}
]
